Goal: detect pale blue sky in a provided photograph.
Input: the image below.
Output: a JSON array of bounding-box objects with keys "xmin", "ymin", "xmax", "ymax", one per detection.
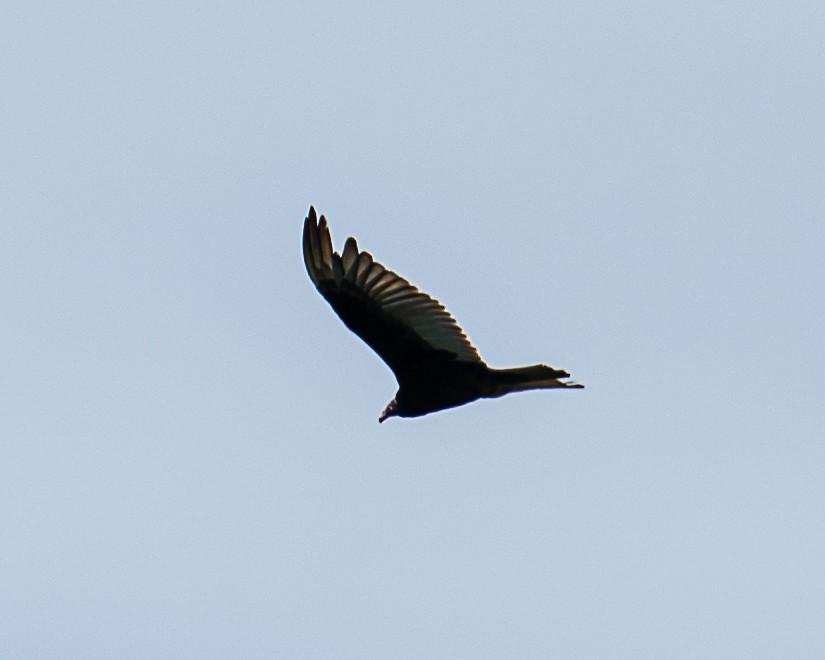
[{"xmin": 2, "ymin": 2, "xmax": 824, "ymax": 658}]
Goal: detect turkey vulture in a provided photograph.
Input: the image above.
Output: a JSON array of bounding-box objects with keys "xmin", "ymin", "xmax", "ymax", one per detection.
[{"xmin": 303, "ymin": 206, "xmax": 583, "ymax": 422}]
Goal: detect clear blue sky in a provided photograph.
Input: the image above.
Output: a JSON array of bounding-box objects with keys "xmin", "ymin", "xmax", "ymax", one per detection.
[{"xmin": 2, "ymin": 2, "xmax": 823, "ymax": 658}]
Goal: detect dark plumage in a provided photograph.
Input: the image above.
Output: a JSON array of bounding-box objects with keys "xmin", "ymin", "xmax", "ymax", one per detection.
[{"xmin": 303, "ymin": 206, "xmax": 583, "ymax": 422}]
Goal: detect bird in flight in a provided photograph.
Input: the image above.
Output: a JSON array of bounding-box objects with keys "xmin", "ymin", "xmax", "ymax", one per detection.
[{"xmin": 303, "ymin": 206, "xmax": 583, "ymax": 422}]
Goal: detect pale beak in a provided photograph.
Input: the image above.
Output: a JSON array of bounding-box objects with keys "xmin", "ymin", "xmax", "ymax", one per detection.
[{"xmin": 379, "ymin": 399, "xmax": 397, "ymax": 423}]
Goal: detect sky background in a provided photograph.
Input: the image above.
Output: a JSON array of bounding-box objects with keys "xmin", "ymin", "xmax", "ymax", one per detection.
[{"xmin": 2, "ymin": 1, "xmax": 824, "ymax": 658}]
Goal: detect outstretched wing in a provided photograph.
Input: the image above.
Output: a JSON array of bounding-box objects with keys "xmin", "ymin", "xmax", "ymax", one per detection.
[{"xmin": 303, "ymin": 206, "xmax": 483, "ymax": 380}]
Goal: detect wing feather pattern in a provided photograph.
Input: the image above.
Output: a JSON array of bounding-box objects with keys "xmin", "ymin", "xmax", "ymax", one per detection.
[{"xmin": 303, "ymin": 207, "xmax": 482, "ymax": 378}]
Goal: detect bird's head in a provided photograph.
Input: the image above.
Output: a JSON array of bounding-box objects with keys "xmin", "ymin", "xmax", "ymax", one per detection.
[{"xmin": 379, "ymin": 399, "xmax": 398, "ymax": 423}]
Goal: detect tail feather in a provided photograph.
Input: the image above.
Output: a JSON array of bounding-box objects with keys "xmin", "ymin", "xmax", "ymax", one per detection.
[{"xmin": 487, "ymin": 364, "xmax": 584, "ymax": 398}]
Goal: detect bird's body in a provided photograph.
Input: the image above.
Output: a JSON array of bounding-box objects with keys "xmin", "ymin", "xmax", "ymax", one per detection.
[{"xmin": 302, "ymin": 207, "xmax": 583, "ymax": 422}]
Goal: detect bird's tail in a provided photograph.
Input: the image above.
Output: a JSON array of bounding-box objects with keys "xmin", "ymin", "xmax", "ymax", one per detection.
[{"xmin": 486, "ymin": 364, "xmax": 584, "ymax": 398}]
